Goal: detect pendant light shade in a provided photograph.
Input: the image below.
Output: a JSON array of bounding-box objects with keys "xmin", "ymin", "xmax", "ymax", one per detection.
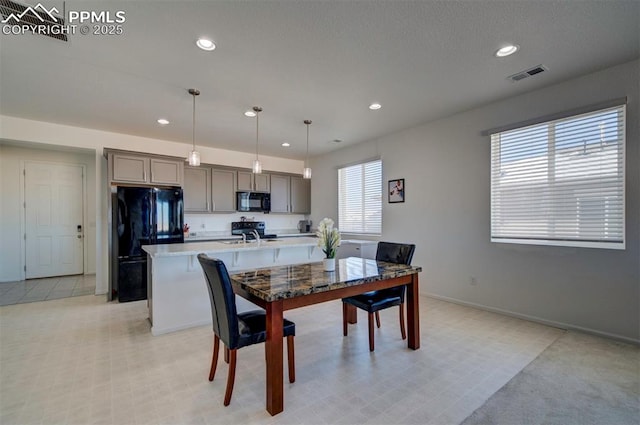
[
  {"xmin": 187, "ymin": 88, "xmax": 201, "ymax": 166},
  {"xmin": 303, "ymin": 119, "xmax": 312, "ymax": 179},
  {"xmin": 188, "ymin": 150, "xmax": 201, "ymax": 166},
  {"xmin": 303, "ymin": 166, "xmax": 312, "ymax": 179},
  {"xmin": 252, "ymin": 106, "xmax": 263, "ymax": 174}
]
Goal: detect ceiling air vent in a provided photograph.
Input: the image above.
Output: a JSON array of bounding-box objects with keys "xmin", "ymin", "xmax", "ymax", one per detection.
[
  {"xmin": 507, "ymin": 65, "xmax": 548, "ymax": 82},
  {"xmin": 0, "ymin": 0, "xmax": 68, "ymax": 42}
]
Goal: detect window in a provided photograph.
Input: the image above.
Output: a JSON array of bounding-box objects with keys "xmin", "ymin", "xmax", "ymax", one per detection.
[
  {"xmin": 338, "ymin": 159, "xmax": 382, "ymax": 234},
  {"xmin": 490, "ymin": 104, "xmax": 625, "ymax": 249}
]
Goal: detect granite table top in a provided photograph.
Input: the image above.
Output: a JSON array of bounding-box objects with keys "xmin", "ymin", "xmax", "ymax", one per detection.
[{"xmin": 229, "ymin": 257, "xmax": 422, "ymax": 302}]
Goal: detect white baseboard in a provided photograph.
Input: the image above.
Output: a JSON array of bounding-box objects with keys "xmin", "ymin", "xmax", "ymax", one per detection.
[{"xmin": 424, "ymin": 292, "xmax": 640, "ymax": 346}]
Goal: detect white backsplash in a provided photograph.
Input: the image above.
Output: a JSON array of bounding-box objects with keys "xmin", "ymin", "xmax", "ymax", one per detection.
[{"xmin": 185, "ymin": 212, "xmax": 308, "ymax": 235}]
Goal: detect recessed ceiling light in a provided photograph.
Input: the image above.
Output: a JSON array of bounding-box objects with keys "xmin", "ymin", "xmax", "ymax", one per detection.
[
  {"xmin": 369, "ymin": 103, "xmax": 382, "ymax": 110},
  {"xmin": 244, "ymin": 110, "xmax": 256, "ymax": 117},
  {"xmin": 281, "ymin": 142, "xmax": 290, "ymax": 147},
  {"xmin": 196, "ymin": 38, "xmax": 216, "ymax": 51},
  {"xmin": 495, "ymin": 44, "xmax": 519, "ymax": 57},
  {"xmin": 157, "ymin": 118, "xmax": 170, "ymax": 125}
]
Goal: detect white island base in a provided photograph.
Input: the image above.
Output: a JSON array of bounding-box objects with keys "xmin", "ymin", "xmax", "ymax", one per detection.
[{"xmin": 143, "ymin": 237, "xmax": 325, "ymax": 335}]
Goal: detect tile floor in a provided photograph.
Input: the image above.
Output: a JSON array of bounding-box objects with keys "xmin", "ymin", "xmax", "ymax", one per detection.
[
  {"xmin": 0, "ymin": 294, "xmax": 563, "ymax": 425},
  {"xmin": 0, "ymin": 274, "xmax": 95, "ymax": 306}
]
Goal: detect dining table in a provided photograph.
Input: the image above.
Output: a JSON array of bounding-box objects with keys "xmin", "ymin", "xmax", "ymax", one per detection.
[{"xmin": 229, "ymin": 256, "xmax": 422, "ymax": 416}]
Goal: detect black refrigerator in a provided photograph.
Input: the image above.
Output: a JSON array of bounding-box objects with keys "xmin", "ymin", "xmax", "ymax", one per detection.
[{"xmin": 113, "ymin": 187, "xmax": 184, "ymax": 302}]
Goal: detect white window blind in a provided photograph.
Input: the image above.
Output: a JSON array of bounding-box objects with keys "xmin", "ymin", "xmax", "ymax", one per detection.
[
  {"xmin": 338, "ymin": 159, "xmax": 382, "ymax": 234},
  {"xmin": 491, "ymin": 104, "xmax": 625, "ymax": 249}
]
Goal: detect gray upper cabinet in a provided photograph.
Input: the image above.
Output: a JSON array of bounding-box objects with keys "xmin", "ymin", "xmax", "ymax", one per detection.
[
  {"xmin": 236, "ymin": 171, "xmax": 253, "ymax": 191},
  {"xmin": 184, "ymin": 166, "xmax": 211, "ymax": 212},
  {"xmin": 150, "ymin": 158, "xmax": 183, "ymax": 185},
  {"xmin": 109, "ymin": 152, "xmax": 183, "ymax": 186},
  {"xmin": 184, "ymin": 166, "xmax": 236, "ymax": 213},
  {"xmin": 211, "ymin": 168, "xmax": 237, "ymax": 212},
  {"xmin": 237, "ymin": 170, "xmax": 270, "ymax": 192},
  {"xmin": 254, "ymin": 173, "xmax": 270, "ymax": 192},
  {"xmin": 111, "ymin": 154, "xmax": 149, "ymax": 183},
  {"xmin": 270, "ymin": 174, "xmax": 291, "ymax": 213},
  {"xmin": 270, "ymin": 174, "xmax": 311, "ymax": 214},
  {"xmin": 290, "ymin": 176, "xmax": 311, "ymax": 214}
]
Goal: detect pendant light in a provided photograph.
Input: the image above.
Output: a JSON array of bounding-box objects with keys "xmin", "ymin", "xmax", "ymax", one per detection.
[
  {"xmin": 252, "ymin": 106, "xmax": 263, "ymax": 174},
  {"xmin": 187, "ymin": 88, "xmax": 201, "ymax": 166},
  {"xmin": 303, "ymin": 120, "xmax": 312, "ymax": 179}
]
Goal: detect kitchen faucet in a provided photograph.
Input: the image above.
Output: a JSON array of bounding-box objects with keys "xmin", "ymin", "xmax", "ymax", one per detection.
[
  {"xmin": 250, "ymin": 229, "xmax": 261, "ymax": 243},
  {"xmin": 241, "ymin": 233, "xmax": 247, "ymax": 243}
]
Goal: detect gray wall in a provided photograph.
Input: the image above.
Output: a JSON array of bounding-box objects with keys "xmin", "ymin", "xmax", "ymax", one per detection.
[{"xmin": 310, "ymin": 60, "xmax": 639, "ymax": 342}]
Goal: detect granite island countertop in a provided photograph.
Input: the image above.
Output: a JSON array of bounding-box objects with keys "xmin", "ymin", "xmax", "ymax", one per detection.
[
  {"xmin": 184, "ymin": 230, "xmax": 315, "ymax": 242},
  {"xmin": 143, "ymin": 236, "xmax": 321, "ymax": 258}
]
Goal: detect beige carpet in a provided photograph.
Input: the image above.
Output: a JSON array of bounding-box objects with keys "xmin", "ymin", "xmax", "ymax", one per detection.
[{"xmin": 462, "ymin": 331, "xmax": 640, "ymax": 425}]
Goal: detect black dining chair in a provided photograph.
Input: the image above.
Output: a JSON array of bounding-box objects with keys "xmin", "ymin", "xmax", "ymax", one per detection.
[
  {"xmin": 342, "ymin": 242, "xmax": 416, "ymax": 351},
  {"xmin": 197, "ymin": 254, "xmax": 296, "ymax": 406}
]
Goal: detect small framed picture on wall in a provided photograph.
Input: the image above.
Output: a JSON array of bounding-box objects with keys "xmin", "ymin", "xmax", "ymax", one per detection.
[{"xmin": 388, "ymin": 178, "xmax": 405, "ymax": 203}]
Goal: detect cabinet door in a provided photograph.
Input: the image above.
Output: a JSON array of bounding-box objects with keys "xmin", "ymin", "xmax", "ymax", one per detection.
[
  {"xmin": 237, "ymin": 171, "xmax": 253, "ymax": 191},
  {"xmin": 237, "ymin": 171, "xmax": 270, "ymax": 192},
  {"xmin": 184, "ymin": 166, "xmax": 211, "ymax": 212},
  {"xmin": 290, "ymin": 176, "xmax": 311, "ymax": 214},
  {"xmin": 336, "ymin": 242, "xmax": 362, "ymax": 259},
  {"xmin": 112, "ymin": 154, "xmax": 149, "ymax": 183},
  {"xmin": 212, "ymin": 168, "xmax": 237, "ymax": 212},
  {"xmin": 270, "ymin": 174, "xmax": 290, "ymax": 213},
  {"xmin": 254, "ymin": 173, "xmax": 270, "ymax": 192},
  {"xmin": 150, "ymin": 159, "xmax": 183, "ymax": 186}
]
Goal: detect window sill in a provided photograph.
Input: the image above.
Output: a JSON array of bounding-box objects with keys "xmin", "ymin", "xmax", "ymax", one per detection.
[{"xmin": 491, "ymin": 238, "xmax": 625, "ymax": 250}]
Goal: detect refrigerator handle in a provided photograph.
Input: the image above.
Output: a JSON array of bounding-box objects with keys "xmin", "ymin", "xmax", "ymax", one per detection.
[{"xmin": 150, "ymin": 190, "xmax": 157, "ymax": 245}]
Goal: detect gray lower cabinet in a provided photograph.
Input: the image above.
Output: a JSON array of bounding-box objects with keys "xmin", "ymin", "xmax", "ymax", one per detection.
[
  {"xmin": 110, "ymin": 153, "xmax": 183, "ymax": 186},
  {"xmin": 184, "ymin": 166, "xmax": 211, "ymax": 212},
  {"xmin": 184, "ymin": 166, "xmax": 236, "ymax": 213},
  {"xmin": 270, "ymin": 174, "xmax": 311, "ymax": 214}
]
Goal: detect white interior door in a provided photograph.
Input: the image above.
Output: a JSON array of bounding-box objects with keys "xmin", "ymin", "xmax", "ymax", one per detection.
[{"xmin": 25, "ymin": 162, "xmax": 84, "ymax": 279}]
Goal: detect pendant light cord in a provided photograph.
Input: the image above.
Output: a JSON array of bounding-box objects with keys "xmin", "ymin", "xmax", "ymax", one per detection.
[
  {"xmin": 304, "ymin": 119, "xmax": 312, "ymax": 168},
  {"xmin": 255, "ymin": 110, "xmax": 259, "ymax": 160},
  {"xmin": 192, "ymin": 94, "xmax": 196, "ymax": 151},
  {"xmin": 305, "ymin": 122, "xmax": 310, "ymax": 167},
  {"xmin": 188, "ymin": 88, "xmax": 200, "ymax": 151}
]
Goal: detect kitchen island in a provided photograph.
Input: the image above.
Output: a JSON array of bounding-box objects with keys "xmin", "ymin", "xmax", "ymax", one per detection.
[{"xmin": 142, "ymin": 237, "xmax": 324, "ymax": 335}]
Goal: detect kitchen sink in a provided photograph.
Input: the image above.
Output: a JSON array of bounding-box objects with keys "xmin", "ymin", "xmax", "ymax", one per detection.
[{"xmin": 220, "ymin": 239, "xmax": 278, "ymax": 245}]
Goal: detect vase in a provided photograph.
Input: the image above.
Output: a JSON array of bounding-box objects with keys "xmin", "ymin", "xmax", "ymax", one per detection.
[{"xmin": 323, "ymin": 258, "xmax": 336, "ymax": 272}]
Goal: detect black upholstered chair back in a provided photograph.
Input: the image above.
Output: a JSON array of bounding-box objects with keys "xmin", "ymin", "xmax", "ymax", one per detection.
[
  {"xmin": 376, "ymin": 242, "xmax": 415, "ymax": 265},
  {"xmin": 198, "ymin": 254, "xmax": 240, "ymax": 349},
  {"xmin": 375, "ymin": 242, "xmax": 415, "ymax": 301}
]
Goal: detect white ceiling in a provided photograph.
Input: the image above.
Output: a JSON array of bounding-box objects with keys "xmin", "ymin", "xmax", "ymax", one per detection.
[{"xmin": 1, "ymin": 0, "xmax": 638, "ymax": 160}]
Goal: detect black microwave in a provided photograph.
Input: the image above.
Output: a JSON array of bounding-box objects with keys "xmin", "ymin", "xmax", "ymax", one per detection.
[{"xmin": 236, "ymin": 192, "xmax": 270, "ymax": 212}]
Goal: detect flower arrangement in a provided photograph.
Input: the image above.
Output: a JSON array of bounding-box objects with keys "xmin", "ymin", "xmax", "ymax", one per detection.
[{"xmin": 316, "ymin": 218, "xmax": 340, "ymax": 259}]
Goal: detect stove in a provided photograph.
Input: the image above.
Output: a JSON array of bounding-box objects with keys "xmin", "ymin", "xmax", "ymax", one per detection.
[{"xmin": 231, "ymin": 221, "xmax": 277, "ymax": 239}]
